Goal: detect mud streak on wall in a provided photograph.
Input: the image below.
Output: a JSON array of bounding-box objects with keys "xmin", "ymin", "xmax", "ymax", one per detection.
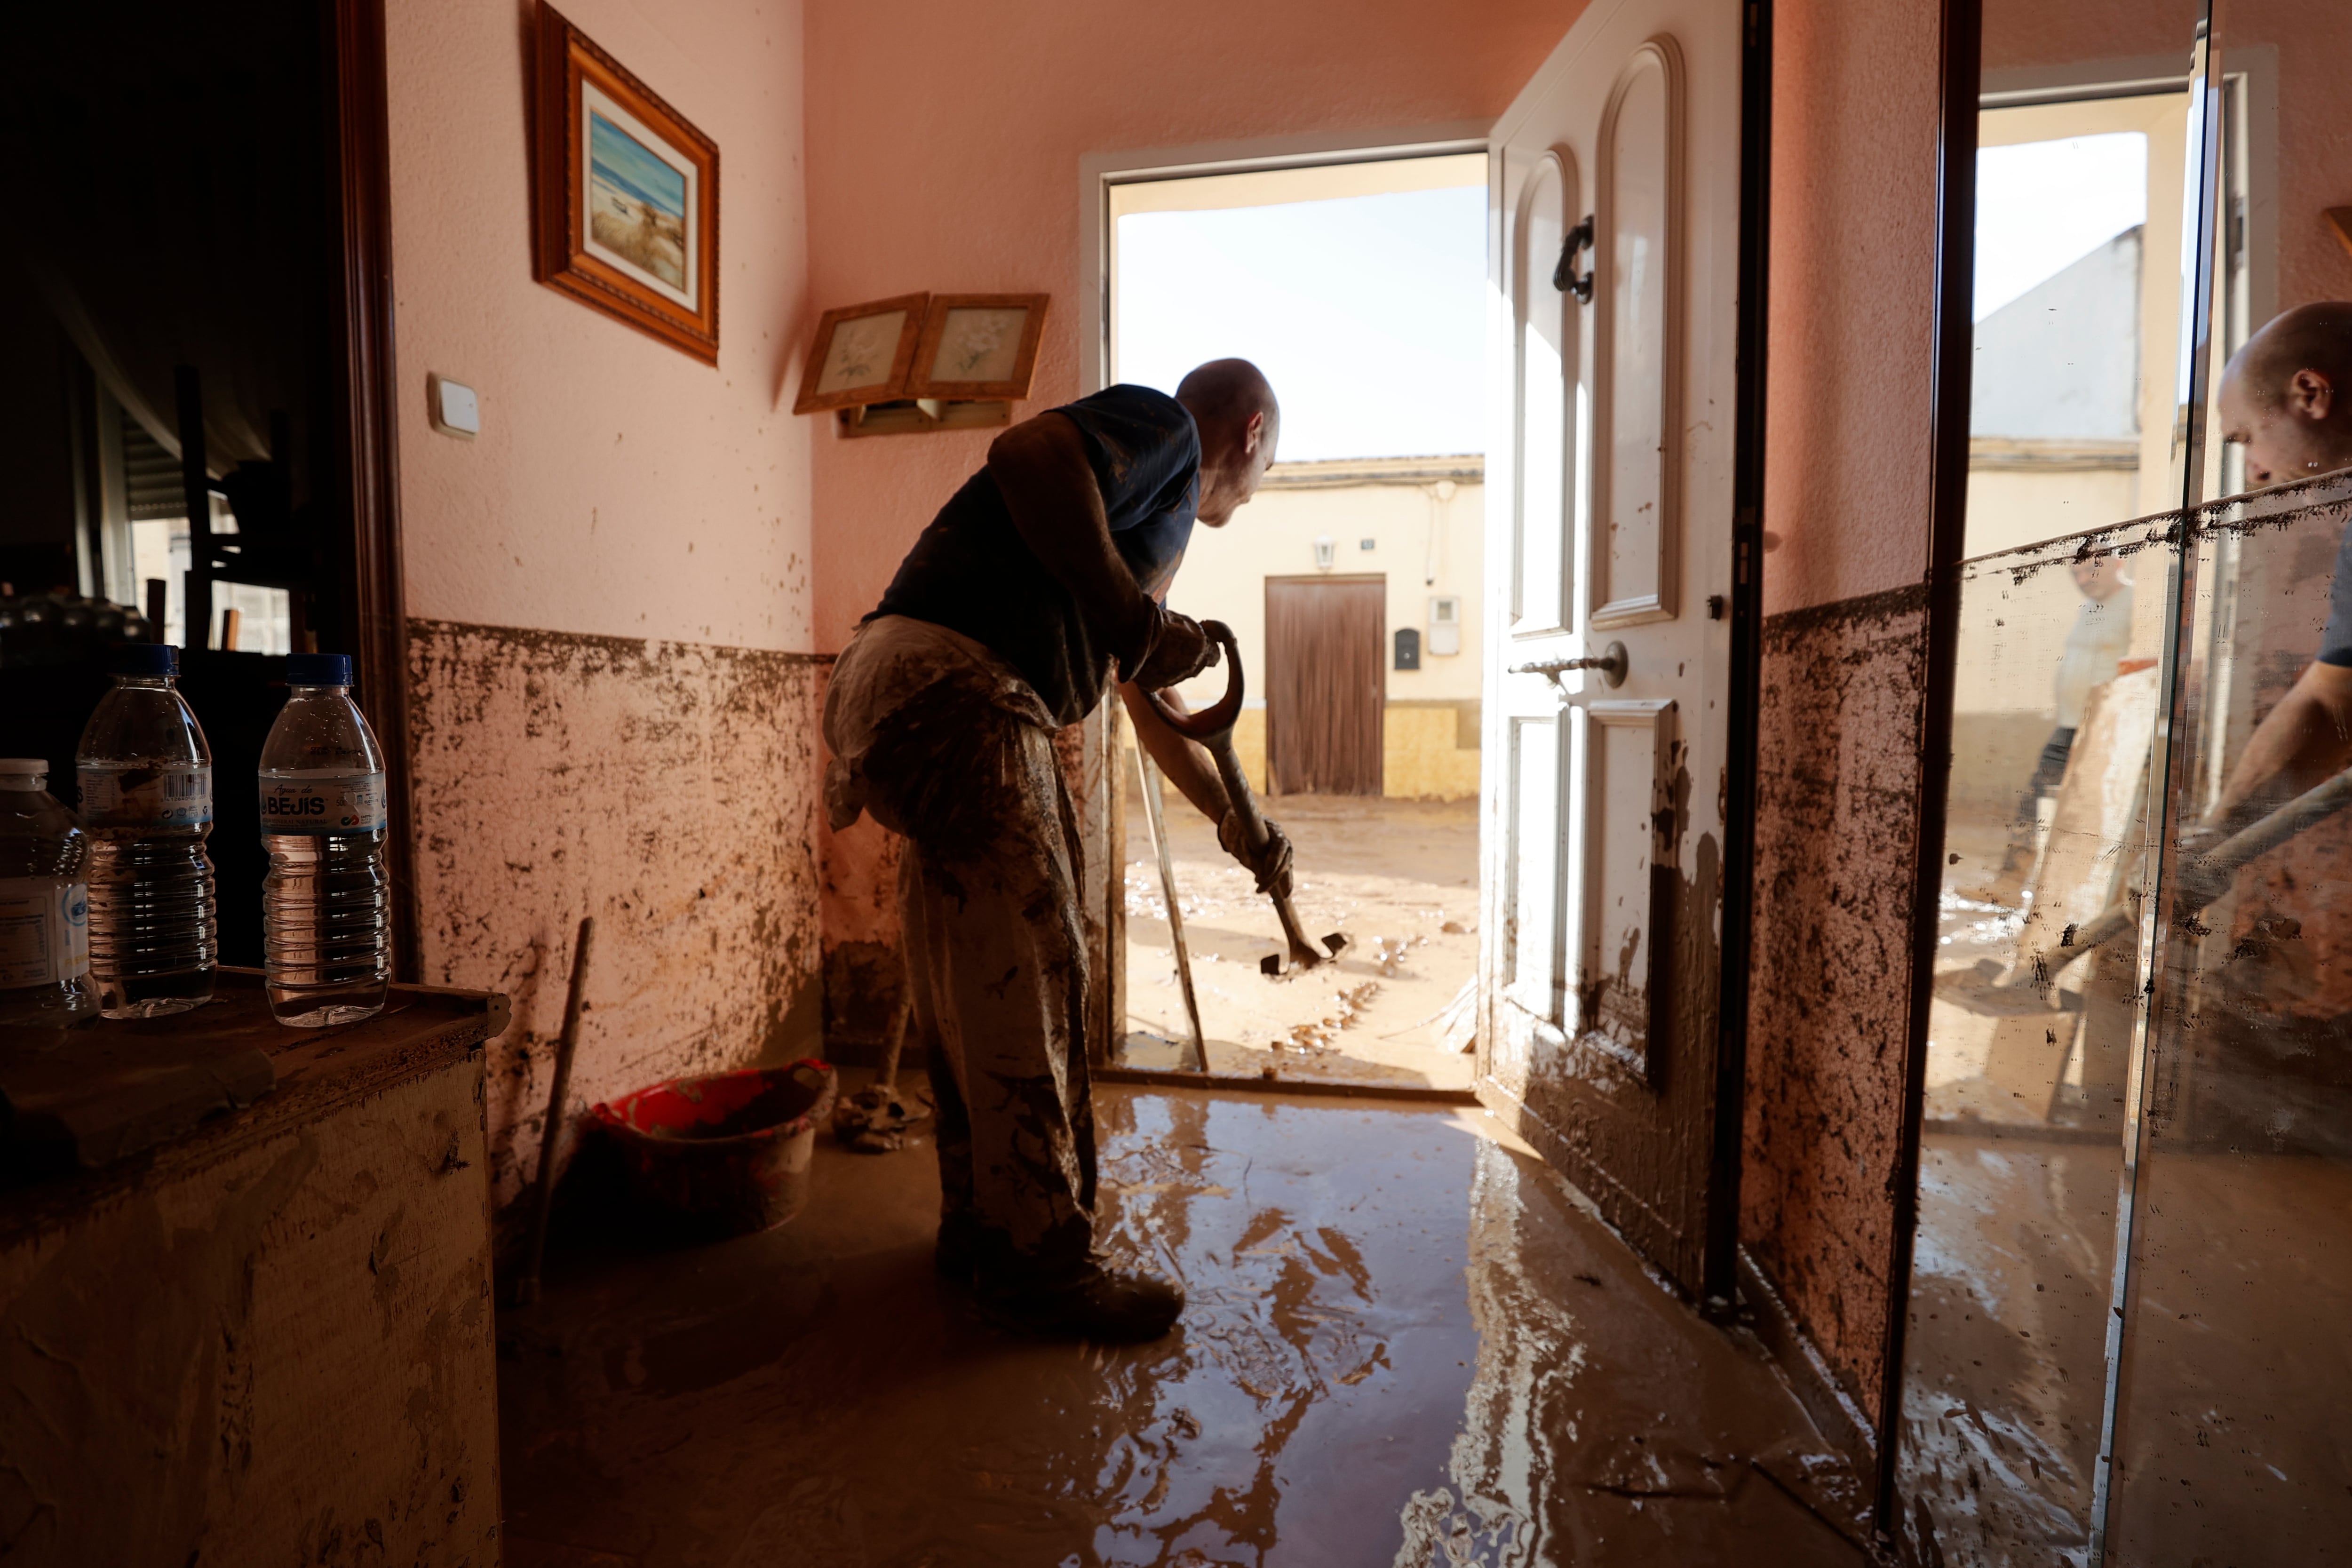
[
  {"xmin": 407, "ymin": 618, "xmax": 825, "ymax": 1234},
  {"xmin": 1743, "ymin": 584, "xmax": 1930, "ymax": 1417}
]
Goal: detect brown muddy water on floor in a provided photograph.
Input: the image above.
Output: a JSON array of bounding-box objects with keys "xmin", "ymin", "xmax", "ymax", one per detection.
[{"xmin": 501, "ymin": 1082, "xmax": 1863, "ymax": 1567}]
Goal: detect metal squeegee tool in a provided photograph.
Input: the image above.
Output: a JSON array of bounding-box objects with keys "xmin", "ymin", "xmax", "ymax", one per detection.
[
  {"xmin": 1145, "ymin": 620, "xmax": 1349, "ymax": 977},
  {"xmin": 2025, "ymin": 763, "xmax": 2352, "ymax": 983}
]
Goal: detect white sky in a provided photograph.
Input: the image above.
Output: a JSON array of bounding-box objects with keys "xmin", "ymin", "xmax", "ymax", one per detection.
[
  {"xmin": 1975, "ymin": 132, "xmax": 2149, "ymax": 320},
  {"xmin": 1114, "ymin": 185, "xmax": 1488, "ymax": 462},
  {"xmin": 1110, "ymin": 135, "xmax": 2144, "ymax": 456}
]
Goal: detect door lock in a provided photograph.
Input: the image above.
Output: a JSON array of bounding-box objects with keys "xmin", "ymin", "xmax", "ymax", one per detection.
[
  {"xmin": 1552, "ymin": 215, "xmax": 1596, "ymax": 303},
  {"xmin": 1512, "ymin": 640, "xmax": 1627, "ymax": 688}
]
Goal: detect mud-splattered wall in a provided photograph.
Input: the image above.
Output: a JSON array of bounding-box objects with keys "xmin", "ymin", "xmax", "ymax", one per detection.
[
  {"xmin": 1748, "ymin": 0, "xmax": 1945, "ymax": 1433},
  {"xmin": 384, "ymin": 0, "xmax": 818, "ymax": 1238},
  {"xmin": 408, "ymin": 622, "xmax": 825, "ymax": 1232},
  {"xmin": 1744, "ymin": 589, "xmax": 1930, "ymax": 1422}
]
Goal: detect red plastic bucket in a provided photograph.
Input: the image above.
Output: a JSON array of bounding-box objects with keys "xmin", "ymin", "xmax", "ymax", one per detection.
[{"xmin": 588, "ymin": 1060, "xmax": 837, "ymax": 1240}]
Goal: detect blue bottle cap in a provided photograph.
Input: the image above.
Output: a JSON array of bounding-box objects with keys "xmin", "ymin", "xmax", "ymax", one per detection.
[
  {"xmin": 286, "ymin": 652, "xmax": 354, "ymax": 686},
  {"xmin": 115, "ymin": 643, "xmax": 179, "ymax": 676}
]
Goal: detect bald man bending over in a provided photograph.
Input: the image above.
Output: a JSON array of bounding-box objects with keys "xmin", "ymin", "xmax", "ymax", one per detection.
[
  {"xmin": 823, "ymin": 361, "xmax": 1291, "ymax": 1342},
  {"xmin": 2207, "ymin": 304, "xmax": 2352, "ymax": 826}
]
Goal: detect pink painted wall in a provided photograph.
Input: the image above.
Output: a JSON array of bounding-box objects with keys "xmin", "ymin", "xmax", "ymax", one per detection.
[
  {"xmin": 799, "ymin": 0, "xmax": 1579, "ymax": 1032},
  {"xmin": 1746, "ymin": 0, "xmax": 1944, "ymax": 1420},
  {"xmin": 389, "ymin": 0, "xmax": 813, "ymax": 651},
  {"xmin": 801, "ymin": 0, "xmax": 1574, "ymax": 654},
  {"xmin": 1760, "ymin": 0, "xmax": 1942, "ymax": 617},
  {"xmin": 383, "ymin": 0, "xmax": 822, "ymax": 1229}
]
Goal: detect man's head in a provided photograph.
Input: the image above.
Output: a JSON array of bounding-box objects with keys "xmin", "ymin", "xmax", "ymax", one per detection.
[
  {"xmin": 2069, "ymin": 553, "xmax": 2129, "ymax": 602},
  {"xmin": 2219, "ymin": 302, "xmax": 2352, "ymax": 488},
  {"xmin": 1176, "ymin": 358, "xmax": 1280, "ymax": 525}
]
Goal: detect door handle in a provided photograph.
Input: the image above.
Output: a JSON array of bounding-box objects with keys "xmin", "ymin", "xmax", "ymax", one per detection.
[
  {"xmin": 1512, "ymin": 640, "xmax": 1626, "ymax": 688},
  {"xmin": 1552, "ymin": 215, "xmax": 1595, "ymax": 303}
]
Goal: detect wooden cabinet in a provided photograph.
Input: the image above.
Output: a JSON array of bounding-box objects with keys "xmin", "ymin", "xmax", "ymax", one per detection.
[{"xmin": 0, "ymin": 972, "xmax": 508, "ymax": 1566}]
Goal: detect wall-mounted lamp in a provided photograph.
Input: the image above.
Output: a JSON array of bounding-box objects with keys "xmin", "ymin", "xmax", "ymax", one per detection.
[{"xmin": 1313, "ymin": 536, "xmax": 1335, "ymax": 571}]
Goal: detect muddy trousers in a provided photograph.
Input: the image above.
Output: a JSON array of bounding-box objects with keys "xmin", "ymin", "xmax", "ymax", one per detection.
[
  {"xmin": 899, "ymin": 817, "xmax": 1099, "ymax": 1280},
  {"xmin": 823, "ymin": 615, "xmax": 1099, "ymax": 1280}
]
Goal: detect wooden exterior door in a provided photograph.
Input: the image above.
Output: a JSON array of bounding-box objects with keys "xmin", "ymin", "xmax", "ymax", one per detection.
[
  {"xmin": 1478, "ymin": 0, "xmax": 1744, "ymax": 1299},
  {"xmin": 1265, "ymin": 575, "xmax": 1384, "ymax": 796}
]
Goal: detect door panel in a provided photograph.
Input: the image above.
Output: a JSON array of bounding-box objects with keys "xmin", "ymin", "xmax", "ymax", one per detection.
[
  {"xmin": 1265, "ymin": 575, "xmax": 1385, "ymax": 796},
  {"xmin": 1506, "ymin": 714, "xmax": 1564, "ymax": 1022},
  {"xmin": 1479, "ymin": 0, "xmax": 1740, "ymax": 1298},
  {"xmin": 1513, "ymin": 155, "xmax": 1574, "ymax": 636},
  {"xmin": 1579, "ymin": 698, "xmax": 1677, "ymax": 1082},
  {"xmin": 1594, "ymin": 43, "xmax": 1681, "ymax": 629}
]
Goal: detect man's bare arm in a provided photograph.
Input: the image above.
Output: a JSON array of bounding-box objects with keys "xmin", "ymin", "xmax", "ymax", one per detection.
[
  {"xmin": 988, "ymin": 413, "xmax": 1210, "ymax": 687},
  {"xmin": 1117, "ymin": 682, "xmax": 1230, "ymax": 820},
  {"xmin": 2212, "ymin": 659, "xmax": 2352, "ymax": 821},
  {"xmin": 1117, "ymin": 680, "xmax": 1294, "ymax": 899}
]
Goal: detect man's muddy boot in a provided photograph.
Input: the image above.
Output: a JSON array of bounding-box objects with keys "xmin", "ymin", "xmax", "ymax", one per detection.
[{"xmin": 976, "ymin": 1262, "xmax": 1185, "ymax": 1343}]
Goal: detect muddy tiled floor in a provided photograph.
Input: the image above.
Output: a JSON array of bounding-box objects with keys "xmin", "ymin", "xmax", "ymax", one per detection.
[
  {"xmin": 501, "ymin": 1083, "xmax": 1865, "ymax": 1566},
  {"xmin": 1125, "ymin": 790, "xmax": 1481, "ymax": 1090}
]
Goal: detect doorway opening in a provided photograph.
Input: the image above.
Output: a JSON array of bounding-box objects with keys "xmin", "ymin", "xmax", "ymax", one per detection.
[{"xmin": 1100, "ymin": 150, "xmax": 1489, "ymax": 1091}]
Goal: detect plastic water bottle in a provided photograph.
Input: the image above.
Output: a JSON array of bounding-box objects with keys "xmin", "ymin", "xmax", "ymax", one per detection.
[
  {"xmin": 0, "ymin": 759, "xmax": 93, "ymax": 1027},
  {"xmin": 77, "ymin": 644, "xmax": 216, "ymax": 1018},
  {"xmin": 260, "ymin": 653, "xmax": 389, "ymax": 1027}
]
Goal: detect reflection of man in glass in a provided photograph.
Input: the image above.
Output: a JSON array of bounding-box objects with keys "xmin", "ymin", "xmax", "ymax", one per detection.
[{"xmin": 2210, "ymin": 303, "xmax": 2352, "ymax": 821}]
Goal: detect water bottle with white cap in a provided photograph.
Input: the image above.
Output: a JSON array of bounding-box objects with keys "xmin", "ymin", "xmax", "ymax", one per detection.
[
  {"xmin": 76, "ymin": 643, "xmax": 216, "ymax": 1018},
  {"xmin": 0, "ymin": 759, "xmax": 93, "ymax": 1026},
  {"xmin": 258, "ymin": 652, "xmax": 389, "ymax": 1027}
]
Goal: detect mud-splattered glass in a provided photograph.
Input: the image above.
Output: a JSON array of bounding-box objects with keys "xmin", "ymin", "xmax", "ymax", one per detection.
[
  {"xmin": 1894, "ymin": 0, "xmax": 2216, "ymax": 1559},
  {"xmin": 1901, "ymin": 0, "xmax": 2352, "ymax": 1554}
]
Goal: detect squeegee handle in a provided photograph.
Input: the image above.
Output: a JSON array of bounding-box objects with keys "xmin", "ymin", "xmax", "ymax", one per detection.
[
  {"xmin": 2045, "ymin": 763, "xmax": 2352, "ymax": 973},
  {"xmin": 1143, "ymin": 619, "xmax": 1268, "ymax": 855},
  {"xmin": 1143, "ymin": 624, "xmax": 1318, "ymax": 963}
]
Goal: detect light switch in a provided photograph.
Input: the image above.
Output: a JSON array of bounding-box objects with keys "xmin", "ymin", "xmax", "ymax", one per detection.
[{"xmin": 428, "ymin": 374, "xmax": 480, "ymax": 439}]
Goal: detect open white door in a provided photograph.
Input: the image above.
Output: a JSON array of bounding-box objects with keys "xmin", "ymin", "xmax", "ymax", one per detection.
[{"xmin": 1478, "ymin": 0, "xmax": 1743, "ymax": 1298}]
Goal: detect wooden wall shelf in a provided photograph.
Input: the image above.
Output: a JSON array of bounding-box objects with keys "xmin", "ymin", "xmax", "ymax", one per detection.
[{"xmin": 838, "ymin": 397, "xmax": 1012, "ymax": 438}]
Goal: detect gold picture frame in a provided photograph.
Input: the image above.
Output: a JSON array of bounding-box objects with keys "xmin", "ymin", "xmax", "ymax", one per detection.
[
  {"xmin": 906, "ymin": 293, "xmax": 1050, "ymax": 401},
  {"xmin": 532, "ymin": 6, "xmax": 721, "ymax": 363},
  {"xmin": 792, "ymin": 294, "xmax": 930, "ymax": 414}
]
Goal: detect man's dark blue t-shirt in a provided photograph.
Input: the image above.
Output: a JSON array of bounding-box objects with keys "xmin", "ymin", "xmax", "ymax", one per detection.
[
  {"xmin": 870, "ymin": 384, "xmax": 1200, "ymax": 725},
  {"xmin": 2322, "ymin": 521, "xmax": 2352, "ymax": 666}
]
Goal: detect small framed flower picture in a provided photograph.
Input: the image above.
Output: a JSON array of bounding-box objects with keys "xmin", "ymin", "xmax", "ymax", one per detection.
[
  {"xmin": 906, "ymin": 294, "xmax": 1050, "ymax": 401},
  {"xmin": 792, "ymin": 294, "xmax": 930, "ymax": 414}
]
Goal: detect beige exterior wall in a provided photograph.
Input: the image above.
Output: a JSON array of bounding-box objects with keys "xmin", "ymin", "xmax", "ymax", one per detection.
[{"xmin": 1151, "ymin": 457, "xmax": 1485, "ymax": 800}]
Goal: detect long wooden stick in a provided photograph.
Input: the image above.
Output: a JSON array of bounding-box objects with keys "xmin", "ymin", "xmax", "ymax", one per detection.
[
  {"xmin": 514, "ymin": 916, "xmax": 595, "ymax": 1308},
  {"xmin": 2034, "ymin": 764, "xmax": 2352, "ymax": 979},
  {"xmin": 1144, "ymin": 621, "xmax": 1347, "ymax": 975},
  {"xmin": 1136, "ymin": 746, "xmax": 1208, "ymax": 1072}
]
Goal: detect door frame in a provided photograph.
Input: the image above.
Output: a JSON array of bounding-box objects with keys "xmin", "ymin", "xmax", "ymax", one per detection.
[
  {"xmin": 1876, "ymin": 0, "xmax": 1983, "ymax": 1525},
  {"xmin": 331, "ymin": 0, "xmax": 415, "ymax": 981},
  {"xmin": 1077, "ymin": 122, "xmax": 1492, "ymax": 1061}
]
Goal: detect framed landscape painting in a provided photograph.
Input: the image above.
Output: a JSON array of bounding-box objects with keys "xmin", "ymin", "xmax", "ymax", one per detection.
[{"xmin": 533, "ymin": 6, "xmax": 720, "ymax": 363}]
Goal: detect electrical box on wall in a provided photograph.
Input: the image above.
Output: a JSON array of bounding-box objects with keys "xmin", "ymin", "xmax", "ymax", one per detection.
[
  {"xmin": 1428, "ymin": 596, "xmax": 1462, "ymax": 655},
  {"xmin": 1394, "ymin": 628, "xmax": 1422, "ymax": 670}
]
